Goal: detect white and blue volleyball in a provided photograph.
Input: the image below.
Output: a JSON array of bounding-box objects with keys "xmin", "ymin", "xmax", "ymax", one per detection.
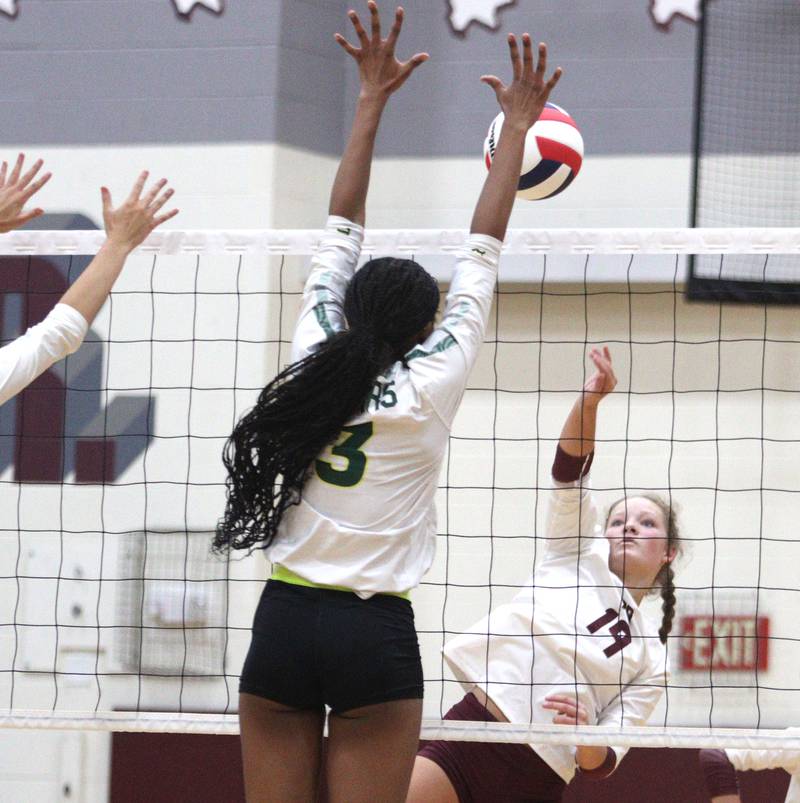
[{"xmin": 484, "ymin": 102, "xmax": 584, "ymax": 200}]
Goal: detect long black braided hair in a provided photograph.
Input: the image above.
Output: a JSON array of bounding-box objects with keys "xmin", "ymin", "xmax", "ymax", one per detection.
[
  {"xmin": 213, "ymin": 257, "xmax": 440, "ymax": 554},
  {"xmin": 605, "ymin": 493, "xmax": 683, "ymax": 645}
]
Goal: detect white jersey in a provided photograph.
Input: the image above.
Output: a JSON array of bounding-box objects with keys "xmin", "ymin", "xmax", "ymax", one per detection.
[
  {"xmin": 443, "ymin": 476, "xmax": 669, "ymax": 783},
  {"xmin": 0, "ymin": 303, "xmax": 88, "ymax": 406},
  {"xmin": 726, "ymin": 736, "xmax": 800, "ymax": 803},
  {"xmin": 266, "ymin": 216, "xmax": 501, "ymax": 597}
]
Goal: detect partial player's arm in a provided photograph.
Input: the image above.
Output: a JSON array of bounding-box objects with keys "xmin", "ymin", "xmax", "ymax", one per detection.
[
  {"xmin": 470, "ymin": 36, "xmax": 561, "ymax": 241},
  {"xmin": 698, "ymin": 749, "xmax": 741, "ymax": 802},
  {"xmin": 0, "ymin": 171, "xmax": 177, "ymax": 407},
  {"xmin": 544, "ymin": 347, "xmax": 616, "ymax": 557},
  {"xmin": 329, "ymin": 1, "xmax": 427, "ymax": 226},
  {"xmin": 704, "ymin": 743, "xmax": 800, "ymax": 802},
  {"xmin": 408, "ymin": 36, "xmax": 561, "ymax": 425},
  {"xmin": 59, "ymin": 171, "xmax": 177, "ymax": 324},
  {"xmin": 594, "ymin": 657, "xmax": 670, "ymax": 778},
  {"xmin": 291, "ymin": 2, "xmax": 427, "ymax": 362},
  {"xmin": 557, "ymin": 345, "xmax": 616, "ymax": 463},
  {"xmin": 0, "ymin": 153, "xmax": 51, "ymax": 233}
]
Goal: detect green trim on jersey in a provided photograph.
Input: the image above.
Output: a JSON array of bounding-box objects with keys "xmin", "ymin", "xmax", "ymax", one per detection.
[
  {"xmin": 272, "ymin": 564, "xmax": 411, "ymax": 600},
  {"xmin": 311, "ymin": 274, "xmax": 340, "ymax": 339},
  {"xmin": 405, "ymin": 333, "xmax": 457, "ymax": 362},
  {"xmin": 313, "ymin": 301, "xmax": 335, "ymax": 338}
]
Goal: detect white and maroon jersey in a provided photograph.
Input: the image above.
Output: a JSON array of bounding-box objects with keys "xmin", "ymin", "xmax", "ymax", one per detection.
[
  {"xmin": 726, "ymin": 737, "xmax": 800, "ymax": 803},
  {"xmin": 0, "ymin": 303, "xmax": 88, "ymax": 406},
  {"xmin": 266, "ymin": 216, "xmax": 501, "ymax": 597},
  {"xmin": 443, "ymin": 475, "xmax": 669, "ymax": 783}
]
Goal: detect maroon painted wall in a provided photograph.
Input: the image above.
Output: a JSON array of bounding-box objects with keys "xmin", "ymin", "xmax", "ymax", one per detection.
[{"xmin": 112, "ymin": 734, "xmax": 791, "ymax": 803}]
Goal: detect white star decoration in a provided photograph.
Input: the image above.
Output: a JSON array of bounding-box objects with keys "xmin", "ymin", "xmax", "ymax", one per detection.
[
  {"xmin": 650, "ymin": 0, "xmax": 704, "ymax": 28},
  {"xmin": 172, "ymin": 0, "xmax": 224, "ymax": 16},
  {"xmin": 0, "ymin": 0, "xmax": 18, "ymax": 18},
  {"xmin": 447, "ymin": 1, "xmax": 516, "ymax": 34}
]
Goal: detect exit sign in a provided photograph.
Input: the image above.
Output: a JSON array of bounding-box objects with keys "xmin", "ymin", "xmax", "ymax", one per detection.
[{"xmin": 680, "ymin": 616, "xmax": 769, "ymax": 671}]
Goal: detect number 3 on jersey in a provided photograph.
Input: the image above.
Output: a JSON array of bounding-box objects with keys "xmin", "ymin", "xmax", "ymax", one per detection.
[{"xmin": 315, "ymin": 422, "xmax": 373, "ymax": 487}]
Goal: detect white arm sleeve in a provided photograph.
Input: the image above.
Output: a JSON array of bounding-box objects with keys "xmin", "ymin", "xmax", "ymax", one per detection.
[
  {"xmin": 407, "ymin": 234, "xmax": 501, "ymax": 427},
  {"xmin": 597, "ymin": 656, "xmax": 669, "ymax": 771},
  {"xmin": 725, "ymin": 745, "xmax": 800, "ymax": 774},
  {"xmin": 290, "ymin": 216, "xmax": 364, "ymax": 364},
  {"xmin": 543, "ymin": 477, "xmax": 599, "ymax": 559},
  {"xmin": 0, "ymin": 303, "xmax": 88, "ymax": 407}
]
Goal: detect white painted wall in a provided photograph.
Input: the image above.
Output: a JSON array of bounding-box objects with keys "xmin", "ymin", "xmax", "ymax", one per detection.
[{"xmin": 5, "ymin": 143, "xmax": 692, "ymax": 230}]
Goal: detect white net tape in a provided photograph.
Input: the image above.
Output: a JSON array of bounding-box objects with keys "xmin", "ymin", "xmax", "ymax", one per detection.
[
  {"xmin": 2, "ymin": 711, "xmax": 800, "ymax": 751},
  {"xmin": 2, "ymin": 227, "xmax": 800, "ymax": 256}
]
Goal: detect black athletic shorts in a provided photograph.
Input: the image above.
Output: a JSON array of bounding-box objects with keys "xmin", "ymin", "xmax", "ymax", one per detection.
[
  {"xmin": 239, "ymin": 579, "xmax": 424, "ymax": 714},
  {"xmin": 418, "ymin": 693, "xmax": 566, "ymax": 803}
]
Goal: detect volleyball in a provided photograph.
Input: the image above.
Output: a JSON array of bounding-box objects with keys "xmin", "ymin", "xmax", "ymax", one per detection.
[{"xmin": 484, "ymin": 102, "xmax": 584, "ymax": 200}]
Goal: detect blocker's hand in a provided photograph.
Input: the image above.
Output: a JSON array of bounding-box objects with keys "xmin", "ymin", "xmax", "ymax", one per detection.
[
  {"xmin": 335, "ymin": 2, "xmax": 429, "ymax": 101},
  {"xmin": 102, "ymin": 171, "xmax": 179, "ymax": 253},
  {"xmin": 0, "ymin": 153, "xmax": 52, "ymax": 233},
  {"xmin": 481, "ymin": 35, "xmax": 561, "ymax": 132}
]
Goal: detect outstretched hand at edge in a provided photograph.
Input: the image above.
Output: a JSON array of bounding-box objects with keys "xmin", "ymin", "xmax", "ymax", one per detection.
[
  {"xmin": 102, "ymin": 171, "xmax": 179, "ymax": 253},
  {"xmin": 469, "ymin": 35, "xmax": 562, "ymax": 241},
  {"xmin": 481, "ymin": 36, "xmax": 562, "ymax": 132},
  {"xmin": 0, "ymin": 154, "xmax": 52, "ymax": 233},
  {"xmin": 58, "ymin": 172, "xmax": 179, "ymax": 326},
  {"xmin": 334, "ymin": 2, "xmax": 428, "ymax": 101}
]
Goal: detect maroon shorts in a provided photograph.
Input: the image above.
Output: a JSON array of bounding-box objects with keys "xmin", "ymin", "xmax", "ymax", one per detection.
[{"xmin": 418, "ymin": 693, "xmax": 566, "ymax": 803}]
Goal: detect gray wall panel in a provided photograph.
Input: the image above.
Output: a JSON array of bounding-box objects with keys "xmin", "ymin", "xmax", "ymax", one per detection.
[
  {"xmin": 0, "ymin": 0, "xmax": 280, "ymax": 48},
  {"xmin": 0, "ymin": 97, "xmax": 278, "ymax": 144},
  {"xmin": 276, "ymin": 0, "xmax": 347, "ymax": 154},
  {"xmin": 1, "ymin": 0, "xmax": 697, "ymax": 155}
]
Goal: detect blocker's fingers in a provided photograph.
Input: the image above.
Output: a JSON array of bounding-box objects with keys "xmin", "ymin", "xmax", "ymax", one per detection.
[
  {"xmin": 16, "ymin": 158, "xmax": 43, "ymax": 190},
  {"xmin": 100, "ymin": 186, "xmax": 113, "ymax": 217},
  {"xmin": 20, "ymin": 171, "xmax": 51, "ymax": 202},
  {"xmin": 14, "ymin": 207, "xmax": 45, "ymax": 225},
  {"xmin": 334, "ymin": 32, "xmax": 359, "ymax": 57},
  {"xmin": 0, "ymin": 161, "xmax": 7, "ymax": 186},
  {"xmin": 142, "ymin": 178, "xmax": 167, "ymax": 207},
  {"xmin": 368, "ymin": 0, "xmax": 381, "ymax": 40},
  {"xmin": 535, "ymin": 42, "xmax": 547, "ymax": 76},
  {"xmin": 153, "ymin": 208, "xmax": 179, "ymax": 227},
  {"xmin": 149, "ymin": 188, "xmax": 174, "ymax": 213},
  {"xmin": 508, "ymin": 34, "xmax": 521, "ymax": 81},
  {"xmin": 521, "ymin": 34, "xmax": 533, "ymax": 74},
  {"xmin": 349, "ymin": 9, "xmax": 369, "ymax": 48},
  {"xmin": 127, "ymin": 171, "xmax": 149, "ymax": 203},
  {"xmin": 403, "ymin": 52, "xmax": 429, "ymax": 72},
  {"xmin": 8, "ymin": 153, "xmax": 24, "ymax": 185},
  {"xmin": 480, "ymin": 75, "xmax": 505, "ymax": 100},
  {"xmin": 545, "ymin": 67, "xmax": 563, "ymax": 96},
  {"xmin": 386, "ymin": 6, "xmax": 403, "ymax": 52}
]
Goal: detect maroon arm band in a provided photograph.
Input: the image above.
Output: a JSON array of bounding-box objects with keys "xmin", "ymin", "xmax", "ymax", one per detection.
[
  {"xmin": 578, "ymin": 747, "xmax": 617, "ymax": 780},
  {"xmin": 699, "ymin": 749, "xmax": 739, "ymax": 797},
  {"xmin": 552, "ymin": 445, "xmax": 594, "ymax": 483}
]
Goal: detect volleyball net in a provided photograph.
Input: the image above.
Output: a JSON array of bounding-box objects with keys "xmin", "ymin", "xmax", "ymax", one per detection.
[{"xmin": 0, "ymin": 227, "xmax": 799, "ymax": 750}]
